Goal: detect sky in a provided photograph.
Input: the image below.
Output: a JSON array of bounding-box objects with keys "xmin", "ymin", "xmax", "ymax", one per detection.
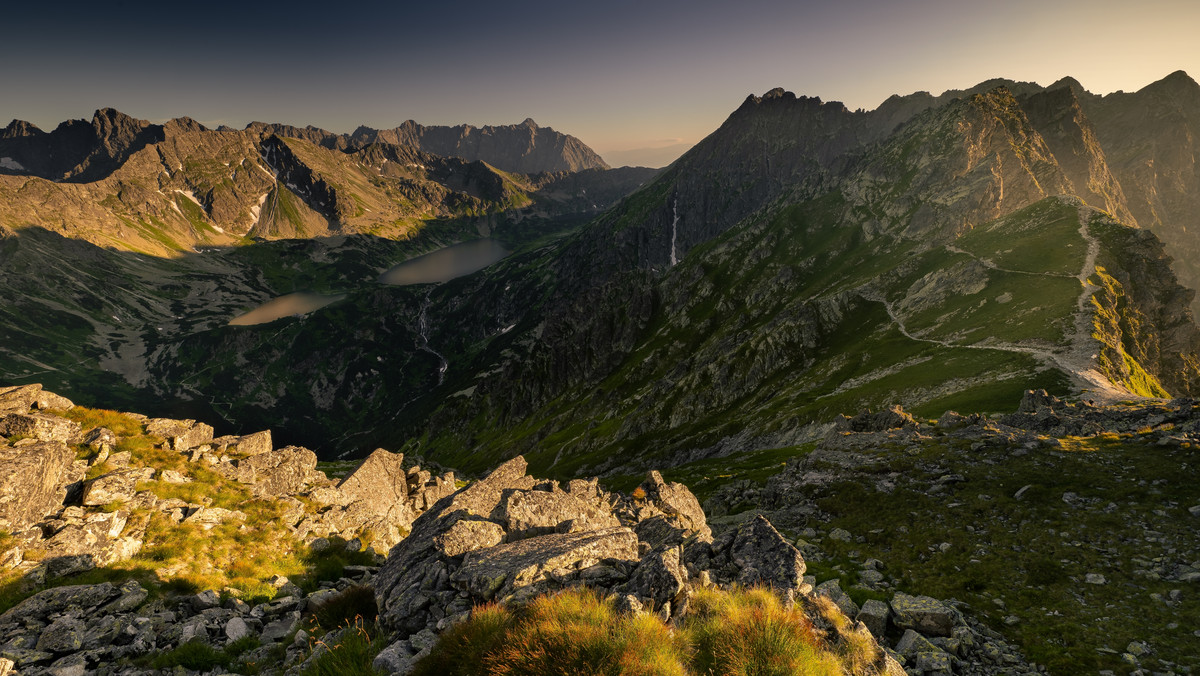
[{"xmin": 3, "ymin": 0, "xmax": 1198, "ymax": 164}]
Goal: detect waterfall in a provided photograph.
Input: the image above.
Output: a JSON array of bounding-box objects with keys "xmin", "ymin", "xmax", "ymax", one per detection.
[{"xmin": 416, "ymin": 289, "xmax": 449, "ymax": 385}]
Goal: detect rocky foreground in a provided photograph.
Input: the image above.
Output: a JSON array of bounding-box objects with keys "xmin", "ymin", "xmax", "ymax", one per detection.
[{"xmin": 0, "ymin": 384, "xmax": 1082, "ymax": 675}]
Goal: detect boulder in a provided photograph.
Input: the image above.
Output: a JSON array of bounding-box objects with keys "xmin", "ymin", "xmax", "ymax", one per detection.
[
  {"xmin": 337, "ymin": 449, "xmax": 411, "ymax": 523},
  {"xmin": 33, "ymin": 391, "xmax": 74, "ymax": 411},
  {"xmin": 0, "ymin": 583, "xmax": 120, "ymax": 623},
  {"xmin": 35, "ymin": 617, "xmax": 86, "ymax": 654},
  {"xmin": 622, "ymin": 546, "xmax": 686, "ymax": 606},
  {"xmin": 171, "ymin": 422, "xmax": 214, "ymax": 451},
  {"xmin": 0, "ymin": 413, "xmax": 81, "ymax": 443},
  {"xmin": 143, "ymin": 417, "xmax": 195, "ymax": 438},
  {"xmin": 0, "ymin": 441, "xmax": 74, "ymax": 531},
  {"xmin": 434, "ymin": 519, "xmax": 506, "ymax": 557},
  {"xmin": 638, "ymin": 471, "xmax": 711, "ymax": 540},
  {"xmin": 0, "ymin": 383, "xmax": 42, "ymax": 413},
  {"xmin": 374, "ymin": 456, "xmax": 534, "ymax": 633},
  {"xmin": 729, "ymin": 515, "xmax": 807, "ymax": 593},
  {"xmin": 235, "ymin": 430, "xmax": 272, "ymax": 456},
  {"xmin": 857, "ymin": 598, "xmax": 890, "ymax": 638},
  {"xmin": 451, "ymin": 526, "xmax": 639, "ymax": 602},
  {"xmin": 81, "ymin": 469, "xmax": 154, "ymax": 506},
  {"xmin": 891, "ymin": 592, "xmax": 957, "ymax": 637},
  {"xmin": 229, "ymin": 445, "xmax": 318, "ymax": 497},
  {"xmin": 81, "ymin": 427, "xmax": 117, "ymax": 451},
  {"xmin": 500, "ymin": 488, "xmax": 620, "ymax": 540}
]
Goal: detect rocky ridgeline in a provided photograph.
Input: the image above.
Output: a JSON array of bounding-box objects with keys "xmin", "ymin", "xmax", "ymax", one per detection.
[
  {"xmin": 0, "ymin": 383, "xmax": 1048, "ymax": 676},
  {"xmin": 0, "ymin": 384, "xmax": 457, "ymax": 585}
]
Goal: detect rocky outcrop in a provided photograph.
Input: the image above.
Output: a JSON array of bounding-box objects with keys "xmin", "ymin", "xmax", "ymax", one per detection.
[
  {"xmin": 372, "ymin": 456, "xmax": 905, "ymax": 674},
  {"xmin": 0, "ymin": 441, "xmax": 75, "ymax": 532}
]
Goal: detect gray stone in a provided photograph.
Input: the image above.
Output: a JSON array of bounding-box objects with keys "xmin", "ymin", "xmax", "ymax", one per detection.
[
  {"xmin": 261, "ymin": 611, "xmax": 301, "ymax": 642},
  {"xmin": 828, "ymin": 527, "xmax": 853, "ymax": 542},
  {"xmin": 856, "ymin": 598, "xmax": 890, "ymax": 638},
  {"xmin": 501, "ymin": 488, "xmax": 620, "ymax": 540},
  {"xmin": 638, "ymin": 471, "xmax": 711, "ymax": 540},
  {"xmin": 171, "ymin": 422, "xmax": 214, "ymax": 451},
  {"xmin": 434, "ymin": 518, "xmax": 506, "ymax": 557},
  {"xmin": 0, "ymin": 583, "xmax": 120, "ymax": 623},
  {"xmin": 235, "ymin": 430, "xmax": 272, "ymax": 456},
  {"xmin": 895, "ymin": 628, "xmax": 939, "ymax": 656},
  {"xmin": 452, "ymin": 527, "xmax": 639, "ymax": 601},
  {"xmin": 623, "ymin": 546, "xmax": 686, "ymax": 606},
  {"xmin": 192, "ymin": 589, "xmax": 221, "ymax": 611},
  {"xmin": 815, "ymin": 579, "xmax": 859, "ymax": 619},
  {"xmin": 891, "ymin": 592, "xmax": 956, "ymax": 637},
  {"xmin": 729, "ymin": 515, "xmax": 807, "ymax": 593},
  {"xmin": 225, "ymin": 616, "xmax": 250, "ymax": 643},
  {"xmin": 229, "ymin": 446, "xmax": 318, "ymax": 497},
  {"xmin": 372, "ymin": 639, "xmax": 417, "ymax": 675},
  {"xmin": 0, "ymin": 413, "xmax": 80, "ymax": 443},
  {"xmin": 0, "ymin": 441, "xmax": 74, "ymax": 531},
  {"xmin": 0, "ymin": 384, "xmax": 43, "ymax": 413},
  {"xmin": 337, "ymin": 448, "xmax": 413, "ymax": 525},
  {"xmin": 80, "ymin": 469, "xmax": 154, "ymax": 506},
  {"xmin": 1085, "ymin": 573, "xmax": 1107, "ymax": 585},
  {"xmin": 44, "ymin": 652, "xmax": 86, "ymax": 676},
  {"xmin": 82, "ymin": 427, "xmax": 117, "ymax": 450},
  {"xmin": 36, "ymin": 617, "xmax": 86, "ymax": 653}
]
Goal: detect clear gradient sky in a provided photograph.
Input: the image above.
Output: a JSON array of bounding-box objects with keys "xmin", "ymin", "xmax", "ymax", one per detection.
[{"xmin": 3, "ymin": 0, "xmax": 1197, "ymax": 161}]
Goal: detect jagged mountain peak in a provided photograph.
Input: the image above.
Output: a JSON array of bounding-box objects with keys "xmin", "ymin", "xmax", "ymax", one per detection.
[
  {"xmin": 1, "ymin": 119, "xmax": 44, "ymax": 138},
  {"xmin": 1138, "ymin": 69, "xmax": 1200, "ymax": 100},
  {"xmin": 520, "ymin": 117, "xmax": 538, "ymax": 128},
  {"xmin": 162, "ymin": 116, "xmax": 207, "ymax": 134}
]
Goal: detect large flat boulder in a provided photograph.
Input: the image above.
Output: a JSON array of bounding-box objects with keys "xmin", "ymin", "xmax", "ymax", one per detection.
[
  {"xmin": 81, "ymin": 469, "xmax": 155, "ymax": 506},
  {"xmin": 374, "ymin": 456, "xmax": 533, "ymax": 633},
  {"xmin": 890, "ymin": 592, "xmax": 957, "ymax": 637},
  {"xmin": 451, "ymin": 526, "xmax": 639, "ymax": 602},
  {"xmin": 229, "ymin": 446, "xmax": 318, "ymax": 497},
  {"xmin": 171, "ymin": 423, "xmax": 214, "ymax": 452},
  {"xmin": 0, "ymin": 441, "xmax": 74, "ymax": 531},
  {"xmin": 499, "ymin": 487, "xmax": 620, "ymax": 540},
  {"xmin": 0, "ymin": 413, "xmax": 81, "ymax": 443},
  {"xmin": 0, "ymin": 384, "xmax": 42, "ymax": 413},
  {"xmin": 234, "ymin": 430, "xmax": 272, "ymax": 456}
]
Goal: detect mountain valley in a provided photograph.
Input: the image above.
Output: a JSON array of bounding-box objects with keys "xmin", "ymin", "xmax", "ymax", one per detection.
[{"xmin": 1, "ymin": 71, "xmax": 1200, "ymax": 675}]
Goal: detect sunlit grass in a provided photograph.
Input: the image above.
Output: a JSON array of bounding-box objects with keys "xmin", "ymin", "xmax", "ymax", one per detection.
[{"xmin": 411, "ymin": 587, "xmax": 855, "ymax": 676}]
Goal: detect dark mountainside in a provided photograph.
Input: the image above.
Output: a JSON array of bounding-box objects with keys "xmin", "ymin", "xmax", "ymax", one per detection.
[
  {"xmin": 115, "ymin": 73, "xmax": 1200, "ymax": 475},
  {"xmin": 0, "ymin": 109, "xmax": 655, "ymax": 427},
  {"xmin": 1, "ymin": 74, "xmax": 1199, "ymax": 676}
]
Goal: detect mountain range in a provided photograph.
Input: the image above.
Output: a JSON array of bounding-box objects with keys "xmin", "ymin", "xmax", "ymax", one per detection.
[{"xmin": 2, "ymin": 72, "xmax": 1199, "ymax": 482}]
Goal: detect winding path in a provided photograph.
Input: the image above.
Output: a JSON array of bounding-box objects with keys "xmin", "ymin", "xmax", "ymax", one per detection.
[{"xmin": 869, "ymin": 203, "xmax": 1133, "ymax": 403}]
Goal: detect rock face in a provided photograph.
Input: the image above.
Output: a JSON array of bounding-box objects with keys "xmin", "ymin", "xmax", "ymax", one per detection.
[
  {"xmin": 222, "ymin": 445, "xmax": 319, "ymax": 497},
  {"xmin": 336, "ymin": 449, "xmax": 412, "ymax": 523},
  {"xmin": 372, "ymin": 455, "xmax": 905, "ymax": 675},
  {"xmin": 0, "ymin": 441, "xmax": 74, "ymax": 531}
]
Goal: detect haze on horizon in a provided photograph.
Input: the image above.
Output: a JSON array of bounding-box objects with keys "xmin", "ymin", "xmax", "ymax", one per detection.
[{"xmin": 4, "ymin": 0, "xmax": 1197, "ymax": 167}]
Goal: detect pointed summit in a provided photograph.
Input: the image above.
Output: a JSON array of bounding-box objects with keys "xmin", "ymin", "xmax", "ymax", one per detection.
[{"xmin": 1, "ymin": 119, "xmax": 43, "ymax": 139}]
